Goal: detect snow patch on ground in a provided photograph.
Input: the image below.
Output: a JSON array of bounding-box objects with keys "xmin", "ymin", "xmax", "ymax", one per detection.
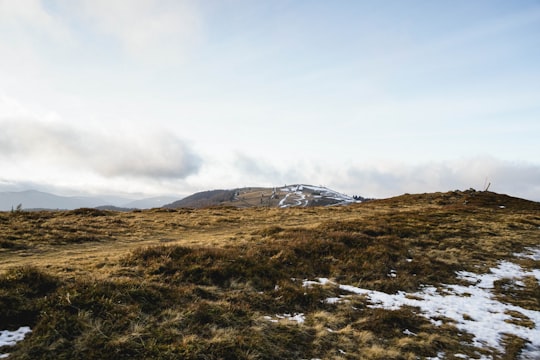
[
  {"xmin": 0, "ymin": 327, "xmax": 31, "ymax": 358},
  {"xmin": 300, "ymin": 256, "xmax": 540, "ymax": 358},
  {"xmin": 265, "ymin": 313, "xmax": 306, "ymax": 324},
  {"xmin": 515, "ymin": 247, "xmax": 540, "ymax": 261}
]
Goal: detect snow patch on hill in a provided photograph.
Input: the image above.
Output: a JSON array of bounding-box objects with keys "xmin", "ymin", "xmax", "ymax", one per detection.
[
  {"xmin": 296, "ymin": 248, "xmax": 540, "ymax": 359},
  {"xmin": 278, "ymin": 184, "xmax": 357, "ymax": 208}
]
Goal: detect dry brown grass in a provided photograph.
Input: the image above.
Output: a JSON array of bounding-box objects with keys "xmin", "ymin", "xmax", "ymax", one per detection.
[{"xmin": 0, "ymin": 190, "xmax": 539, "ymax": 359}]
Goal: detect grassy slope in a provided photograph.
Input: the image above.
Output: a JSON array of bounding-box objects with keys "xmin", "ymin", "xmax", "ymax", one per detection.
[{"xmin": 0, "ymin": 190, "xmax": 539, "ymax": 359}]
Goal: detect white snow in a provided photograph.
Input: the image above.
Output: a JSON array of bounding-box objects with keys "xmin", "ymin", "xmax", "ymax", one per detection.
[
  {"xmin": 279, "ymin": 313, "xmax": 305, "ymax": 324},
  {"xmin": 301, "ymin": 254, "xmax": 540, "ymax": 358},
  {"xmin": 520, "ymin": 343, "xmax": 540, "ymax": 359},
  {"xmin": 515, "ymin": 247, "xmax": 540, "ymax": 261},
  {"xmin": 426, "ymin": 352, "xmax": 446, "ymax": 359},
  {"xmin": 302, "ymin": 277, "xmax": 333, "ymax": 287},
  {"xmin": 324, "ymin": 297, "xmax": 342, "ymax": 304},
  {"xmin": 278, "ymin": 184, "xmax": 357, "ymax": 208},
  {"xmin": 0, "ymin": 326, "xmax": 31, "ymax": 358},
  {"xmin": 278, "ymin": 187, "xmax": 308, "ymax": 208},
  {"xmin": 289, "ymin": 313, "xmax": 306, "ymax": 324},
  {"xmin": 315, "ymin": 277, "xmax": 333, "ymax": 285},
  {"xmin": 267, "ymin": 313, "xmax": 306, "ymax": 324},
  {"xmin": 267, "ymin": 250, "xmax": 540, "ymax": 358},
  {"xmin": 263, "ymin": 316, "xmax": 278, "ymax": 323},
  {"xmin": 403, "ymin": 329, "xmax": 417, "ymax": 336}
]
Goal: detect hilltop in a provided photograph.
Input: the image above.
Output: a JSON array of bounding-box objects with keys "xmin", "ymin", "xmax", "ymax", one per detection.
[
  {"xmin": 164, "ymin": 184, "xmax": 363, "ymax": 208},
  {"xmin": 0, "ymin": 190, "xmax": 539, "ymax": 359}
]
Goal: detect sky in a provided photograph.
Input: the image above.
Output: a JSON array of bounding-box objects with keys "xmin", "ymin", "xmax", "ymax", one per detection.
[{"xmin": 1, "ymin": 0, "xmax": 539, "ymax": 200}]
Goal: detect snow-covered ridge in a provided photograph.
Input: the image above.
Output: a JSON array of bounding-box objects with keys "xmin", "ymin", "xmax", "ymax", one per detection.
[{"xmin": 278, "ymin": 184, "xmax": 358, "ymax": 208}]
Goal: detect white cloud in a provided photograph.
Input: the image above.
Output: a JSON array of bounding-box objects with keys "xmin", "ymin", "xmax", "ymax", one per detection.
[
  {"xmin": 182, "ymin": 154, "xmax": 540, "ymax": 202},
  {"xmin": 234, "ymin": 154, "xmax": 286, "ymax": 183},
  {"xmin": 0, "ymin": 0, "xmax": 74, "ymax": 87},
  {"xmin": 330, "ymin": 157, "xmax": 540, "ymax": 201},
  {"xmin": 0, "ymin": 118, "xmax": 201, "ymax": 180},
  {"xmin": 0, "ymin": 2, "xmax": 538, "ymax": 201}
]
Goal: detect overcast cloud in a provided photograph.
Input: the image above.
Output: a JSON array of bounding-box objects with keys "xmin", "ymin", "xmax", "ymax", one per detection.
[
  {"xmin": 331, "ymin": 158, "xmax": 540, "ymax": 201},
  {"xmin": 0, "ymin": 119, "xmax": 201, "ymax": 179},
  {"xmin": 0, "ymin": 1, "xmax": 539, "ymax": 201}
]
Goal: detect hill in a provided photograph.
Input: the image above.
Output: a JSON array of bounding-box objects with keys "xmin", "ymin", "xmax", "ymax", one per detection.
[
  {"xmin": 164, "ymin": 189, "xmax": 239, "ymax": 208},
  {"xmin": 123, "ymin": 196, "xmax": 179, "ymax": 209},
  {"xmin": 0, "ymin": 190, "xmax": 539, "ymax": 359},
  {"xmin": 165, "ymin": 184, "xmax": 361, "ymax": 208},
  {"xmin": 0, "ymin": 190, "xmax": 107, "ymax": 211}
]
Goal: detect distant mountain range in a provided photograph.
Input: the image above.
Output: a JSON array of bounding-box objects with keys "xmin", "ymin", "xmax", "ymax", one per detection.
[
  {"xmin": 0, "ymin": 190, "xmax": 178, "ymax": 211},
  {"xmin": 0, "ymin": 185, "xmax": 364, "ymax": 211}
]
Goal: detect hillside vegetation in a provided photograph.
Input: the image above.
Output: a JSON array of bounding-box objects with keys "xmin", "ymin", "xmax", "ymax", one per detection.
[{"xmin": 0, "ymin": 190, "xmax": 539, "ymax": 359}]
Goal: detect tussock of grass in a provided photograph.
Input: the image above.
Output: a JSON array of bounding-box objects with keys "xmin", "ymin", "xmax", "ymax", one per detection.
[
  {"xmin": 0, "ymin": 190, "xmax": 538, "ymax": 358},
  {"xmin": 493, "ymin": 276, "xmax": 540, "ymax": 311},
  {"xmin": 0, "ymin": 266, "xmax": 59, "ymax": 330},
  {"xmin": 500, "ymin": 334, "xmax": 530, "ymax": 360}
]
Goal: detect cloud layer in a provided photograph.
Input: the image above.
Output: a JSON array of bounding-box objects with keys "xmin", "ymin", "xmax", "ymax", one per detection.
[
  {"xmin": 196, "ymin": 154, "xmax": 540, "ymax": 202},
  {"xmin": 331, "ymin": 158, "xmax": 540, "ymax": 201},
  {"xmin": 0, "ymin": 119, "xmax": 201, "ymax": 179},
  {"xmin": 0, "ymin": 2, "xmax": 538, "ymax": 201}
]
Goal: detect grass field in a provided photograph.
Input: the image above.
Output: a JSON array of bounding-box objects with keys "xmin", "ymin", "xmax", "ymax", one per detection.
[{"xmin": 1, "ymin": 190, "xmax": 539, "ymax": 359}]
